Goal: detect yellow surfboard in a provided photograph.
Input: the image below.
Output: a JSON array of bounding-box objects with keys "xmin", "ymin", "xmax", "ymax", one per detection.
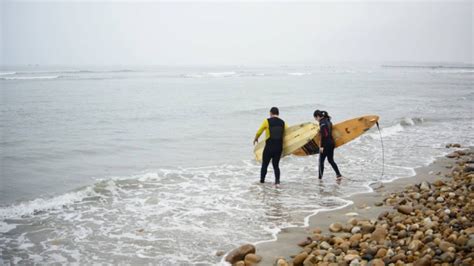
[
  {"xmin": 293, "ymin": 115, "xmax": 379, "ymax": 156},
  {"xmin": 254, "ymin": 122, "xmax": 319, "ymax": 162}
]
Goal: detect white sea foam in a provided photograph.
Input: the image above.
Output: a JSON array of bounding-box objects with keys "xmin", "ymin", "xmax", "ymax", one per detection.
[
  {"xmin": 207, "ymin": 72, "xmax": 236, "ymax": 77},
  {"xmin": 287, "ymin": 72, "xmax": 311, "ymax": 76},
  {"xmin": 0, "ymin": 75, "xmax": 60, "ymax": 80},
  {"xmin": 0, "ymin": 186, "xmax": 98, "ymax": 221},
  {"xmin": 0, "ymin": 71, "xmax": 16, "ymax": 75},
  {"xmin": 0, "ymin": 221, "xmax": 16, "ymax": 233},
  {"xmin": 430, "ymin": 68, "xmax": 474, "ymax": 74},
  {"xmin": 182, "ymin": 74, "xmax": 204, "ymax": 78}
]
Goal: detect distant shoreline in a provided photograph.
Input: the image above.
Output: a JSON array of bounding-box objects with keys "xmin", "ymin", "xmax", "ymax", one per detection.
[{"xmin": 381, "ymin": 65, "xmax": 474, "ymax": 69}]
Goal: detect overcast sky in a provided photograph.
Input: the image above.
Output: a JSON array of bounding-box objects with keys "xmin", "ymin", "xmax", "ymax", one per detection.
[{"xmin": 1, "ymin": 1, "xmax": 473, "ymax": 66}]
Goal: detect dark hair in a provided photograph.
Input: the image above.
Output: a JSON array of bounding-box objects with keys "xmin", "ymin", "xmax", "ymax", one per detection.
[
  {"xmin": 313, "ymin": 109, "xmax": 331, "ymax": 120},
  {"xmin": 270, "ymin": 107, "xmax": 279, "ymax": 115}
]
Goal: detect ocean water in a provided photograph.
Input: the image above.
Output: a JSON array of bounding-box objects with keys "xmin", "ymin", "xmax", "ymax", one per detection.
[{"xmin": 0, "ymin": 65, "xmax": 473, "ymax": 264}]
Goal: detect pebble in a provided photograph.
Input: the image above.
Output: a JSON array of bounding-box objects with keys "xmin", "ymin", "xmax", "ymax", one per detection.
[
  {"xmin": 276, "ymin": 258, "xmax": 289, "ymax": 266},
  {"xmin": 329, "ymin": 222, "xmax": 343, "ymax": 232},
  {"xmin": 397, "ymin": 205, "xmax": 413, "ymax": 215},
  {"xmin": 320, "ymin": 241, "xmax": 332, "ymax": 250},
  {"xmin": 344, "ymin": 254, "xmax": 360, "ymax": 262},
  {"xmin": 244, "ymin": 253, "xmax": 262, "ymax": 264},
  {"xmin": 370, "ymin": 258, "xmax": 386, "ymax": 266},
  {"xmin": 420, "ymin": 181, "xmax": 431, "ymax": 191},
  {"xmin": 351, "ymin": 226, "xmax": 361, "ymax": 234},
  {"xmin": 224, "ymin": 244, "xmax": 256, "ymax": 264},
  {"xmin": 297, "ymin": 237, "xmax": 313, "ymax": 247},
  {"xmin": 371, "ymin": 227, "xmax": 388, "ymax": 244},
  {"xmin": 292, "ymin": 252, "xmax": 308, "ymax": 266},
  {"xmin": 345, "ymin": 212, "xmax": 359, "ymax": 217}
]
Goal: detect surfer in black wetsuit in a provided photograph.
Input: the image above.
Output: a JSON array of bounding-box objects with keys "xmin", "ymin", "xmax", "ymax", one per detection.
[
  {"xmin": 254, "ymin": 107, "xmax": 286, "ymax": 187},
  {"xmin": 314, "ymin": 110, "xmax": 342, "ymax": 180}
]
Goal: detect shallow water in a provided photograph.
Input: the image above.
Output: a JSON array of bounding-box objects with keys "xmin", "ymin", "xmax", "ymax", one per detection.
[{"xmin": 1, "ymin": 65, "xmax": 473, "ymax": 264}]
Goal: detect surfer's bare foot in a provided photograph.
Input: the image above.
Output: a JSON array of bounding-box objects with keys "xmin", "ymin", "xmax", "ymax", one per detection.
[{"xmin": 274, "ymin": 183, "xmax": 281, "ymax": 188}]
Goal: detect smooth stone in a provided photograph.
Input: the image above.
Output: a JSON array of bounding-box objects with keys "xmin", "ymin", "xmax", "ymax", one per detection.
[
  {"xmin": 371, "ymin": 226, "xmax": 388, "ymax": 244},
  {"xmin": 446, "ymin": 152, "xmax": 458, "ymax": 158},
  {"xmin": 413, "ymin": 255, "xmax": 431, "ymax": 266},
  {"xmin": 420, "ymin": 181, "xmax": 431, "ymax": 191},
  {"xmin": 276, "ymin": 258, "xmax": 289, "ymax": 266},
  {"xmin": 455, "ymin": 235, "xmax": 468, "ymax": 246},
  {"xmin": 348, "ymin": 218, "xmax": 358, "ymax": 226},
  {"xmin": 439, "ymin": 241, "xmax": 455, "ymax": 252},
  {"xmin": 423, "ymin": 218, "xmax": 434, "ymax": 229},
  {"xmin": 302, "ymin": 254, "xmax": 316, "ymax": 265},
  {"xmin": 225, "ymin": 244, "xmax": 256, "ymax": 264},
  {"xmin": 320, "ymin": 241, "xmax": 332, "ymax": 250},
  {"xmin": 293, "ymin": 252, "xmax": 308, "ymax": 266},
  {"xmin": 386, "ymin": 248, "xmax": 395, "ymax": 257},
  {"xmin": 369, "ymin": 258, "xmax": 385, "ymax": 266},
  {"xmin": 349, "ymin": 259, "xmax": 360, "ymax": 266},
  {"xmin": 397, "ymin": 205, "xmax": 413, "ymax": 215},
  {"xmin": 351, "ymin": 226, "xmax": 361, "ymax": 234},
  {"xmin": 375, "ymin": 248, "xmax": 387, "ymax": 258},
  {"xmin": 346, "ymin": 212, "xmax": 359, "ymax": 217},
  {"xmin": 313, "ymin": 227, "xmax": 322, "ymax": 234},
  {"xmin": 378, "ymin": 211, "xmax": 389, "ymax": 220},
  {"xmin": 323, "ymin": 253, "xmax": 336, "ymax": 262},
  {"xmin": 344, "ymin": 254, "xmax": 360, "ymax": 262},
  {"xmin": 439, "ymin": 252, "xmax": 455, "ymax": 262},
  {"xmin": 244, "ymin": 253, "xmax": 262, "ymax": 264},
  {"xmin": 298, "ymin": 237, "xmax": 313, "ymax": 247},
  {"xmin": 361, "ymin": 253, "xmax": 373, "ymax": 261},
  {"xmin": 329, "ymin": 223, "xmax": 343, "ymax": 232},
  {"xmin": 350, "ymin": 233, "xmax": 362, "ymax": 242},
  {"xmin": 464, "ymin": 237, "xmax": 474, "ymax": 248},
  {"xmin": 359, "ymin": 221, "xmax": 376, "ymax": 234},
  {"xmin": 408, "ymin": 239, "xmax": 423, "ymax": 251},
  {"xmin": 390, "ymin": 253, "xmax": 406, "ymax": 263}
]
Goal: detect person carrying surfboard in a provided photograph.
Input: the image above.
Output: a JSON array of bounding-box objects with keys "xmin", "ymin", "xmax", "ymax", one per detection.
[
  {"xmin": 314, "ymin": 110, "xmax": 342, "ymax": 180},
  {"xmin": 254, "ymin": 107, "xmax": 286, "ymax": 188}
]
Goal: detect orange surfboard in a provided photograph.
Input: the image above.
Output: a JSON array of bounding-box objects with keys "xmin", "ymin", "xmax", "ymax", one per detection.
[{"xmin": 292, "ymin": 115, "xmax": 379, "ymax": 156}]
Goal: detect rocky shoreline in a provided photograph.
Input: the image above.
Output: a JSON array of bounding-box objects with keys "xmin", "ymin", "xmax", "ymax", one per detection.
[{"xmin": 224, "ymin": 146, "xmax": 473, "ymax": 266}]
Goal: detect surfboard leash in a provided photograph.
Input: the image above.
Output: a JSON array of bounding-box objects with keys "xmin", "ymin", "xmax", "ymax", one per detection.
[{"xmin": 376, "ymin": 121, "xmax": 385, "ymax": 178}]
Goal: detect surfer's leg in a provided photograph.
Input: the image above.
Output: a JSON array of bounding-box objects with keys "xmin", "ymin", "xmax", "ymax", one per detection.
[
  {"xmin": 327, "ymin": 147, "xmax": 341, "ymax": 177},
  {"xmin": 319, "ymin": 152, "xmax": 327, "ymax": 179},
  {"xmin": 260, "ymin": 148, "xmax": 272, "ymax": 183},
  {"xmin": 271, "ymin": 150, "xmax": 282, "ymax": 184}
]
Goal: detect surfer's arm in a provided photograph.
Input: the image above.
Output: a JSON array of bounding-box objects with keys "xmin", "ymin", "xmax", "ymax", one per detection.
[{"xmin": 254, "ymin": 120, "xmax": 269, "ymax": 143}]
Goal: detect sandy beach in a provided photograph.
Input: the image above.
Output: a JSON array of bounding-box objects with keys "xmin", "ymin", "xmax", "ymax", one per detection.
[{"xmin": 225, "ymin": 145, "xmax": 473, "ymax": 265}]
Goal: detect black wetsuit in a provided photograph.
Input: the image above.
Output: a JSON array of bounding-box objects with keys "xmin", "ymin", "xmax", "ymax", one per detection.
[
  {"xmin": 261, "ymin": 117, "xmax": 285, "ymax": 184},
  {"xmin": 319, "ymin": 117, "xmax": 341, "ymax": 179}
]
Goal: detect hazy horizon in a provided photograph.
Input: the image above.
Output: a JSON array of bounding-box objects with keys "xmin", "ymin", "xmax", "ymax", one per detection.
[{"xmin": 2, "ymin": 1, "xmax": 473, "ymax": 66}]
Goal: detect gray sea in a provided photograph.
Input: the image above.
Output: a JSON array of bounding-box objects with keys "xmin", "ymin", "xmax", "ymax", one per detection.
[{"xmin": 0, "ymin": 65, "xmax": 473, "ymax": 264}]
